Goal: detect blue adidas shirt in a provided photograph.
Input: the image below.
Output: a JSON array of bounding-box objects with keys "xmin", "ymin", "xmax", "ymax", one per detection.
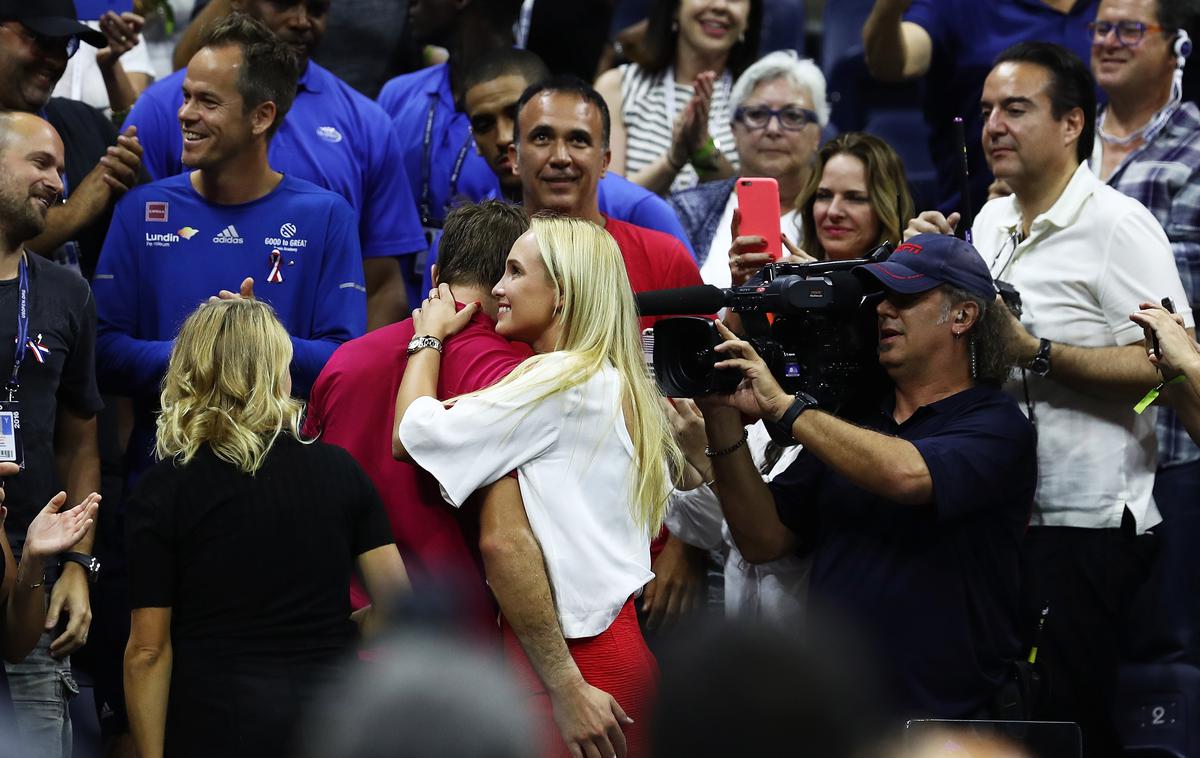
[
  {"xmin": 125, "ymin": 61, "xmax": 425, "ymax": 261},
  {"xmin": 95, "ymin": 173, "xmax": 365, "ymax": 480},
  {"xmin": 95, "ymin": 172, "xmax": 365, "ymax": 398}
]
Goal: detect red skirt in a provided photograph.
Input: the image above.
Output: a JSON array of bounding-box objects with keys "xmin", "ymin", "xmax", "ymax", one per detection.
[{"xmin": 501, "ymin": 598, "xmax": 658, "ymax": 758}]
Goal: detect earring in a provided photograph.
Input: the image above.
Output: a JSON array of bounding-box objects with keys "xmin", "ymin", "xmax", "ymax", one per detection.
[
  {"xmin": 672, "ymin": 20, "xmax": 679, "ymax": 33},
  {"xmin": 738, "ymin": 30, "xmax": 745, "ymax": 43},
  {"xmin": 969, "ymin": 337, "xmax": 978, "ymax": 380}
]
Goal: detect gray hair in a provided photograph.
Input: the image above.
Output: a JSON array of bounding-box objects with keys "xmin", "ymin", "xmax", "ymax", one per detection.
[{"xmin": 729, "ymin": 50, "xmax": 830, "ymax": 128}]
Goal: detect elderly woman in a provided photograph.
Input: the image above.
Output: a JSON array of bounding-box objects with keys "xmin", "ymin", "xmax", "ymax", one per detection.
[
  {"xmin": 596, "ymin": 0, "xmax": 763, "ymax": 195},
  {"xmin": 123, "ymin": 299, "xmax": 408, "ymax": 758},
  {"xmin": 669, "ymin": 51, "xmax": 827, "ymax": 287}
]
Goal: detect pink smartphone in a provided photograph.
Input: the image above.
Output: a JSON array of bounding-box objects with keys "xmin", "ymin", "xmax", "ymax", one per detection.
[{"xmin": 735, "ymin": 177, "xmax": 782, "ymax": 260}]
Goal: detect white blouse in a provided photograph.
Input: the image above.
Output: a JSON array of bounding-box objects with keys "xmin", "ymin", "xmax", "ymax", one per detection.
[{"xmin": 398, "ymin": 355, "xmax": 654, "ymax": 638}]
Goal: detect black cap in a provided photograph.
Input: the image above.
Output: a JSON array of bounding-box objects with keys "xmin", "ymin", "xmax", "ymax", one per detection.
[{"xmin": 0, "ymin": 0, "xmax": 108, "ymax": 48}]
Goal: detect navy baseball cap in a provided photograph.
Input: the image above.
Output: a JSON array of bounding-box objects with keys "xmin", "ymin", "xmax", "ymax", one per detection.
[
  {"xmin": 0, "ymin": 0, "xmax": 107, "ymax": 48},
  {"xmin": 855, "ymin": 234, "xmax": 996, "ymax": 300}
]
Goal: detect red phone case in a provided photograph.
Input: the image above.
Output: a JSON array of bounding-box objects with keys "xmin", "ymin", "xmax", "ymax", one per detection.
[{"xmin": 735, "ymin": 177, "xmax": 782, "ymax": 260}]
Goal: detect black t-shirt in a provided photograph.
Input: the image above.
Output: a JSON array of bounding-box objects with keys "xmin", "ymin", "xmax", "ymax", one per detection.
[
  {"xmin": 126, "ymin": 436, "xmax": 393, "ymax": 658},
  {"xmin": 44, "ymin": 97, "xmax": 120, "ymax": 280},
  {"xmin": 770, "ymin": 384, "xmax": 1037, "ymax": 718},
  {"xmin": 0, "ymin": 253, "xmax": 102, "ymax": 536}
]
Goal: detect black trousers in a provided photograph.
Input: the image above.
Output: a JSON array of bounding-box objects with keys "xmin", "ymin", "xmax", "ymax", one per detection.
[{"xmin": 1020, "ymin": 513, "xmax": 1156, "ymax": 758}]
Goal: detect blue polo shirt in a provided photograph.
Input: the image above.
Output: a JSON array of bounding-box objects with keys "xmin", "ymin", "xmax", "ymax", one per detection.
[
  {"xmin": 124, "ymin": 60, "xmax": 425, "ymax": 261},
  {"xmin": 770, "ymin": 384, "xmax": 1036, "ymax": 717},
  {"xmin": 904, "ymin": 0, "xmax": 1097, "ymax": 214},
  {"xmin": 377, "ymin": 63, "xmax": 501, "ymax": 230},
  {"xmin": 95, "ymin": 172, "xmax": 365, "ymax": 480}
]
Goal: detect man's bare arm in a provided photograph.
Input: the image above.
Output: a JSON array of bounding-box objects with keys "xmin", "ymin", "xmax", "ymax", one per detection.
[
  {"xmin": 863, "ymin": 0, "xmax": 933, "ymax": 82},
  {"xmin": 478, "ymin": 478, "xmax": 631, "ymax": 758}
]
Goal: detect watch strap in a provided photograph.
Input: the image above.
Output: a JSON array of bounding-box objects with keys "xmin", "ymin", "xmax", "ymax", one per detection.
[
  {"xmin": 56, "ymin": 552, "xmax": 100, "ymax": 584},
  {"xmin": 407, "ymin": 335, "xmax": 444, "ymax": 355},
  {"xmin": 765, "ymin": 391, "xmax": 819, "ymax": 446},
  {"xmin": 1027, "ymin": 338, "xmax": 1052, "ymax": 376}
]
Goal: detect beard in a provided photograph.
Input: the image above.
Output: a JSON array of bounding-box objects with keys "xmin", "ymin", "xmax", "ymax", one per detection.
[{"xmin": 0, "ymin": 180, "xmax": 49, "ymax": 246}]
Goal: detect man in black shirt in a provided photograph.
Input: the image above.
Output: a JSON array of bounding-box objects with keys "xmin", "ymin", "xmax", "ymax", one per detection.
[
  {"xmin": 0, "ymin": 0, "xmax": 144, "ymax": 280},
  {"xmin": 700, "ymin": 235, "xmax": 1037, "ymax": 718},
  {"xmin": 0, "ymin": 111, "xmax": 103, "ymax": 758}
]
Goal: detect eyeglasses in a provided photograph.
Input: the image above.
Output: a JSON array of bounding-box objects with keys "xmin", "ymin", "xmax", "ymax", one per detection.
[
  {"xmin": 734, "ymin": 105, "xmax": 819, "ymax": 131},
  {"xmin": 2, "ymin": 22, "xmax": 81, "ymax": 59},
  {"xmin": 1087, "ymin": 19, "xmax": 1165, "ymax": 48}
]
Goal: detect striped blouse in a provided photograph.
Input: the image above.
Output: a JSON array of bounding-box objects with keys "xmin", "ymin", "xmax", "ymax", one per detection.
[{"xmin": 617, "ymin": 63, "xmax": 739, "ymax": 193}]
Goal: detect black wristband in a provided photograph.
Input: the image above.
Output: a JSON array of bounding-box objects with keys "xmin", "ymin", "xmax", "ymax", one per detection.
[{"xmin": 765, "ymin": 392, "xmax": 820, "ymax": 446}]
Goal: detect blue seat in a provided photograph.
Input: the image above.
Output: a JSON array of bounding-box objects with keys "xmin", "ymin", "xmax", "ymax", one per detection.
[
  {"xmin": 1115, "ymin": 663, "xmax": 1200, "ymax": 758},
  {"xmin": 760, "ymin": 0, "xmax": 806, "ymax": 57},
  {"xmin": 820, "ymin": 0, "xmax": 876, "ymax": 79}
]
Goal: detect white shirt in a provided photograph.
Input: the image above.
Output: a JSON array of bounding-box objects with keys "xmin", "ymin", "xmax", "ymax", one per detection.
[
  {"xmin": 971, "ymin": 162, "xmax": 1192, "ymax": 532},
  {"xmin": 701, "ymin": 190, "xmax": 803, "ymax": 288},
  {"xmin": 399, "ymin": 355, "xmax": 654, "ymax": 638},
  {"xmin": 666, "ymin": 421, "xmax": 809, "ymax": 620},
  {"xmin": 53, "ymin": 21, "xmax": 155, "ymax": 114}
]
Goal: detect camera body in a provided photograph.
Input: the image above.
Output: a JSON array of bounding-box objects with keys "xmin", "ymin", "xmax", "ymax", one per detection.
[{"xmin": 651, "ymin": 246, "xmax": 892, "ymax": 412}]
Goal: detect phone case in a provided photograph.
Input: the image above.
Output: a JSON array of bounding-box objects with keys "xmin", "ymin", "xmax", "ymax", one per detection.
[{"xmin": 735, "ymin": 177, "xmax": 782, "ymax": 260}]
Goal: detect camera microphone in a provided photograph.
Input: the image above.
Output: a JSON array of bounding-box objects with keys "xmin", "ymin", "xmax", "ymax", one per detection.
[{"xmin": 635, "ymin": 285, "xmax": 727, "ymax": 317}]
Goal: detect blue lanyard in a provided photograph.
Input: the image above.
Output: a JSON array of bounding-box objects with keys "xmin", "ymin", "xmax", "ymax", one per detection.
[
  {"xmin": 7, "ymin": 256, "xmax": 30, "ymax": 400},
  {"xmin": 419, "ymin": 92, "xmax": 475, "ymax": 229}
]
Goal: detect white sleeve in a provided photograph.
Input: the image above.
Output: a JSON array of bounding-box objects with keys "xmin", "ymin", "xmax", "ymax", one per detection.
[
  {"xmin": 121, "ymin": 37, "xmax": 157, "ymax": 78},
  {"xmin": 398, "ymin": 389, "xmax": 560, "ymax": 508},
  {"xmin": 1099, "ymin": 205, "xmax": 1194, "ymax": 345},
  {"xmin": 665, "ymin": 486, "xmax": 726, "ymax": 551}
]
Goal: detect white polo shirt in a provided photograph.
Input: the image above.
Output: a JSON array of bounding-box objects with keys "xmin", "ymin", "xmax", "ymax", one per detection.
[
  {"xmin": 399, "ymin": 354, "xmax": 655, "ymax": 638},
  {"xmin": 971, "ymin": 162, "xmax": 1192, "ymax": 532}
]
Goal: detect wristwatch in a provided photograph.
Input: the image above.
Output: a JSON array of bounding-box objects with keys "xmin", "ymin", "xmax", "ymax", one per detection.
[
  {"xmin": 57, "ymin": 552, "xmax": 101, "ymax": 585},
  {"xmin": 406, "ymin": 335, "xmax": 443, "ymax": 356},
  {"xmin": 765, "ymin": 391, "xmax": 820, "ymax": 445},
  {"xmin": 1026, "ymin": 338, "xmax": 1052, "ymax": 376}
]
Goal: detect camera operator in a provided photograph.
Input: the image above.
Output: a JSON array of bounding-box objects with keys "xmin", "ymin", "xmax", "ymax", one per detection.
[{"xmin": 697, "ymin": 234, "xmax": 1037, "ymax": 719}]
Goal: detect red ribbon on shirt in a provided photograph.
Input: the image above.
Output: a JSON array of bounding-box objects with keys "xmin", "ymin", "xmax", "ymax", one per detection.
[{"xmin": 267, "ymin": 250, "xmax": 284, "ymax": 283}]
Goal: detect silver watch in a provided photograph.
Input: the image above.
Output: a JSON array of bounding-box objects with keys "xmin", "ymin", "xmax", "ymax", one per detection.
[{"xmin": 406, "ymin": 335, "xmax": 443, "ymax": 355}]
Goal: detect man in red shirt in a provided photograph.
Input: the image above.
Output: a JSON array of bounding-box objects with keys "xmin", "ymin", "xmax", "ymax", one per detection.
[
  {"xmin": 303, "ymin": 201, "xmax": 529, "ymax": 631},
  {"xmin": 305, "ymin": 201, "xmax": 633, "ymax": 757},
  {"xmin": 510, "ymin": 75, "xmax": 703, "ymax": 330}
]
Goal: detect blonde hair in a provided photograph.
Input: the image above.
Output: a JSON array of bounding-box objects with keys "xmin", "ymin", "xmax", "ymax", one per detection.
[
  {"xmin": 156, "ymin": 299, "xmax": 305, "ymax": 474},
  {"xmin": 456, "ymin": 214, "xmax": 683, "ymax": 534}
]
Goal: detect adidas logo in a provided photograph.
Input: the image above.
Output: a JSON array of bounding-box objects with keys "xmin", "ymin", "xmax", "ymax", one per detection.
[{"xmin": 213, "ymin": 224, "xmax": 244, "ymax": 244}]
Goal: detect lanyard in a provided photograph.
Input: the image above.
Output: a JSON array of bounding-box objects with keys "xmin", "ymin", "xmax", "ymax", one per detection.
[
  {"xmin": 419, "ymin": 93, "xmax": 475, "ymax": 229},
  {"xmin": 7, "ymin": 256, "xmax": 30, "ymax": 400}
]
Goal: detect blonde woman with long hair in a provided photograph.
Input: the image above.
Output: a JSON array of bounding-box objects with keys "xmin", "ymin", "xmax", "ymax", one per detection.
[
  {"xmin": 123, "ymin": 299, "xmax": 408, "ymax": 758},
  {"xmin": 393, "ymin": 214, "xmax": 683, "ymax": 757}
]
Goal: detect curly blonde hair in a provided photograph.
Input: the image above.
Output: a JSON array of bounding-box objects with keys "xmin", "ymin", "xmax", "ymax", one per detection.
[{"xmin": 155, "ymin": 299, "xmax": 305, "ymax": 474}]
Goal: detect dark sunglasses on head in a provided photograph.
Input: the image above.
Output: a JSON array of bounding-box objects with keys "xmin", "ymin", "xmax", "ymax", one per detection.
[{"xmin": 734, "ymin": 105, "xmax": 819, "ymax": 131}]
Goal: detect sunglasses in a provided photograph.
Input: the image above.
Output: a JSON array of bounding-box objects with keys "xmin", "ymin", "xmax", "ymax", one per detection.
[
  {"xmin": 734, "ymin": 105, "xmax": 819, "ymax": 131},
  {"xmin": 1087, "ymin": 19, "xmax": 1165, "ymax": 48},
  {"xmin": 3, "ymin": 21, "xmax": 81, "ymax": 59}
]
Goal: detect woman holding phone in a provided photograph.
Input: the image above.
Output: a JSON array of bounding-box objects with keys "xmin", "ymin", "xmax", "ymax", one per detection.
[{"xmin": 393, "ymin": 214, "xmax": 684, "ymax": 757}]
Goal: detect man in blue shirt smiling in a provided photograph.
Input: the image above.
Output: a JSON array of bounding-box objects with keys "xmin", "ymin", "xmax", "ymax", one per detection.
[
  {"xmin": 125, "ymin": 0, "xmax": 421, "ymax": 328},
  {"xmin": 699, "ymin": 235, "xmax": 1036, "ymax": 718}
]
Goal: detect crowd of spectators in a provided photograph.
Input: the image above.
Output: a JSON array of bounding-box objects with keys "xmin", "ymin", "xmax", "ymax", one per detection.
[{"xmin": 1, "ymin": 0, "xmax": 1199, "ymax": 756}]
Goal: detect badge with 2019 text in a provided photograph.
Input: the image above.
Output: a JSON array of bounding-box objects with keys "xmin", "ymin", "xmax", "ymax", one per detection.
[{"xmin": 0, "ymin": 401, "xmax": 25, "ymax": 469}]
